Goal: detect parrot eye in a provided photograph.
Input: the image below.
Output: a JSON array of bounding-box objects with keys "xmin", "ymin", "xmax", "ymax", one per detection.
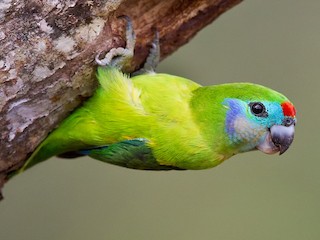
[{"xmin": 249, "ymin": 102, "xmax": 268, "ymax": 117}]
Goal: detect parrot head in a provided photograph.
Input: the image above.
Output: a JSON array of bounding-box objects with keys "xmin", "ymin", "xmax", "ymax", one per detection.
[
  {"xmin": 222, "ymin": 84, "xmax": 296, "ymax": 155},
  {"xmin": 191, "ymin": 83, "xmax": 296, "ymax": 157}
]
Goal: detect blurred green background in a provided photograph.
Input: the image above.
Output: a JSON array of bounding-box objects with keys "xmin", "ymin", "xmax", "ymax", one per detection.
[{"xmin": 1, "ymin": 1, "xmax": 320, "ymax": 239}]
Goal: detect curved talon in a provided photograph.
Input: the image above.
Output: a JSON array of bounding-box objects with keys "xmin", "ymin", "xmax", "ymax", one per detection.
[
  {"xmin": 119, "ymin": 15, "xmax": 136, "ymax": 52},
  {"xmin": 95, "ymin": 51, "xmax": 106, "ymax": 66}
]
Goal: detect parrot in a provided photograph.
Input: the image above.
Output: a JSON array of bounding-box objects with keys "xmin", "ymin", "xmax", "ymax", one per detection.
[{"xmin": 15, "ymin": 17, "xmax": 296, "ymax": 175}]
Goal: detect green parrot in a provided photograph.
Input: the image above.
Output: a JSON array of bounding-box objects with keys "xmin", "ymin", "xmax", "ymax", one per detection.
[{"xmin": 16, "ymin": 18, "xmax": 296, "ymax": 174}]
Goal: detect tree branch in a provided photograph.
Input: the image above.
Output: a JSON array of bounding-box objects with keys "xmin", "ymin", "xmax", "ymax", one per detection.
[{"xmin": 0, "ymin": 0, "xmax": 242, "ymax": 197}]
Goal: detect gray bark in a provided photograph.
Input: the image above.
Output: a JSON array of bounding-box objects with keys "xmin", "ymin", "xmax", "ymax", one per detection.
[{"xmin": 0, "ymin": 0, "xmax": 242, "ymax": 198}]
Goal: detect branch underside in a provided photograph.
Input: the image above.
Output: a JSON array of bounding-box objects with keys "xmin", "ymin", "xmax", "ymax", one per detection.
[{"xmin": 0, "ymin": 0, "xmax": 242, "ymax": 197}]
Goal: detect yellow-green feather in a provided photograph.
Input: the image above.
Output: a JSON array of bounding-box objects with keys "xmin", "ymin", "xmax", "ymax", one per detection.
[
  {"xmin": 20, "ymin": 67, "xmax": 221, "ymax": 172},
  {"xmin": 19, "ymin": 67, "xmax": 292, "ymax": 174}
]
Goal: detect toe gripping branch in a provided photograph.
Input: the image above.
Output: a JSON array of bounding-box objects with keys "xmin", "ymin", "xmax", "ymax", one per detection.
[
  {"xmin": 95, "ymin": 16, "xmax": 160, "ymax": 75},
  {"xmin": 132, "ymin": 30, "xmax": 160, "ymax": 76},
  {"xmin": 95, "ymin": 16, "xmax": 135, "ymax": 71}
]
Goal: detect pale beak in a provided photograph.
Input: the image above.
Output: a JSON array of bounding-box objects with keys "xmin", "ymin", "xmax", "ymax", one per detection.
[{"xmin": 257, "ymin": 118, "xmax": 295, "ymax": 155}]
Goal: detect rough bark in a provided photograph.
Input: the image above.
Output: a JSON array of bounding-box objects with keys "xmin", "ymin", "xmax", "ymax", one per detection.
[{"xmin": 0, "ymin": 0, "xmax": 242, "ymax": 197}]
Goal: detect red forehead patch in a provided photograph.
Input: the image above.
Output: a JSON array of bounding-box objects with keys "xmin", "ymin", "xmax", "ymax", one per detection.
[{"xmin": 281, "ymin": 102, "xmax": 296, "ymax": 117}]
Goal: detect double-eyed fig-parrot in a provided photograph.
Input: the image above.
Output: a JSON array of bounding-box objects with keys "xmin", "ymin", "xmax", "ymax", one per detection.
[{"xmin": 16, "ymin": 18, "xmax": 296, "ymax": 174}]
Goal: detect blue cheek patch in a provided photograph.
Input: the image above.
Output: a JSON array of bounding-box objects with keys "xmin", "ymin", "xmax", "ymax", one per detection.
[
  {"xmin": 223, "ymin": 98, "xmax": 285, "ymax": 141},
  {"xmin": 223, "ymin": 99, "xmax": 244, "ymax": 136}
]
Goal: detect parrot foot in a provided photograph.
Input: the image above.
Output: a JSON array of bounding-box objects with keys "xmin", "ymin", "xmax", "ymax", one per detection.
[
  {"xmin": 95, "ymin": 15, "xmax": 160, "ymax": 74},
  {"xmin": 132, "ymin": 31, "xmax": 160, "ymax": 76},
  {"xmin": 95, "ymin": 16, "xmax": 135, "ymax": 70}
]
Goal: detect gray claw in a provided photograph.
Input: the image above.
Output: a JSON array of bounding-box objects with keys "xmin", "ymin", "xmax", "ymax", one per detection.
[
  {"xmin": 132, "ymin": 30, "xmax": 160, "ymax": 76},
  {"xmin": 95, "ymin": 16, "xmax": 135, "ymax": 70}
]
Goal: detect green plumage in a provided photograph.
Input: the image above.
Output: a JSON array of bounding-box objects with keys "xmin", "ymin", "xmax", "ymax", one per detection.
[
  {"xmin": 79, "ymin": 139, "xmax": 182, "ymax": 170},
  {"xmin": 18, "ymin": 66, "xmax": 294, "ymax": 174}
]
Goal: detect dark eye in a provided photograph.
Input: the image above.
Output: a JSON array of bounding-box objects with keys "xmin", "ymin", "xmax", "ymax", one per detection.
[{"xmin": 249, "ymin": 102, "xmax": 268, "ymax": 117}]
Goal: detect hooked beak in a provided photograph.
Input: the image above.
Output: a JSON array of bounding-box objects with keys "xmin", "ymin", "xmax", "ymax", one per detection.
[{"xmin": 257, "ymin": 119, "xmax": 295, "ymax": 155}]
